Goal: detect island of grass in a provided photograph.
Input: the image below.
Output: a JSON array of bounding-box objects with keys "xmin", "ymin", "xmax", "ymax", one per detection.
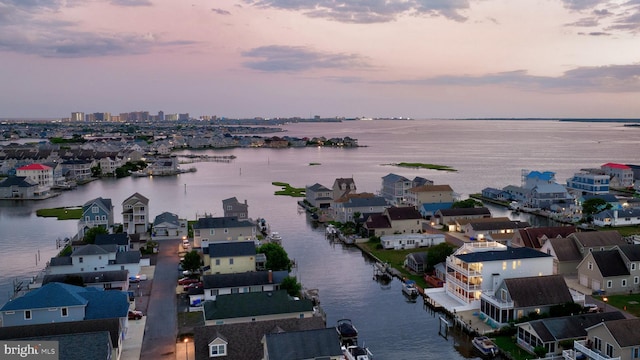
[
  {"xmin": 36, "ymin": 206, "xmax": 83, "ymax": 220},
  {"xmin": 387, "ymin": 162, "xmax": 457, "ymax": 172},
  {"xmin": 272, "ymin": 182, "xmax": 306, "ymax": 197},
  {"xmin": 309, "ymin": 163, "xmax": 321, "ymax": 166}
]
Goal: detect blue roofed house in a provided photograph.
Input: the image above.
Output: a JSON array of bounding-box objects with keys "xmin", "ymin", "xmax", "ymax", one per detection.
[
  {"xmin": 193, "ymin": 216, "xmax": 258, "ymax": 248},
  {"xmin": 0, "ymin": 282, "xmax": 129, "ymax": 327},
  {"xmin": 527, "ymin": 183, "xmax": 574, "ymax": 210},
  {"xmin": 406, "ymin": 184, "xmax": 456, "ymax": 218},
  {"xmin": 524, "ymin": 170, "xmax": 557, "ymax": 189},
  {"xmin": 77, "ymin": 197, "xmax": 114, "ymax": 238}
]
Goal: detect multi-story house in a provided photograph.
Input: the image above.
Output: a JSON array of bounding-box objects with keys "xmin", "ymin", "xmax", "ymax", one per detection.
[
  {"xmin": 61, "ymin": 159, "xmax": 94, "ymax": 181},
  {"xmin": 304, "ymin": 183, "xmax": 333, "ymax": 209},
  {"xmin": 332, "ymin": 194, "xmax": 388, "ymax": 223},
  {"xmin": 443, "ymin": 241, "xmax": 553, "ymax": 310},
  {"xmin": 42, "ymin": 270, "xmax": 130, "ymax": 291},
  {"xmin": 98, "ymin": 156, "xmax": 124, "ymax": 176},
  {"xmin": 47, "ymin": 243, "xmax": 141, "ymax": 277},
  {"xmin": 122, "ymin": 192, "xmax": 149, "ymax": 235},
  {"xmin": 222, "ymin": 197, "xmax": 249, "ymax": 220},
  {"xmin": 432, "ymin": 207, "xmax": 492, "ymax": 229},
  {"xmin": 566, "ymin": 171, "xmax": 610, "ymax": 196},
  {"xmin": 363, "ymin": 206, "xmax": 424, "ymax": 237},
  {"xmin": 527, "ymin": 183, "xmax": 574, "ymax": 210},
  {"xmin": 577, "ymin": 318, "xmax": 640, "ymax": 360},
  {"xmin": 380, "ymin": 173, "xmax": 432, "ymax": 206},
  {"xmin": 152, "ymin": 211, "xmax": 187, "ymax": 238},
  {"xmin": 593, "ymin": 208, "xmax": 640, "ymax": 227},
  {"xmin": 0, "ymin": 176, "xmax": 38, "ymax": 199},
  {"xmin": 523, "ymin": 170, "xmax": 556, "ymax": 189},
  {"xmin": 202, "ymin": 270, "xmax": 288, "ymax": 301},
  {"xmin": 406, "ymin": 184, "xmax": 455, "ymax": 217},
  {"xmin": 332, "ymin": 177, "xmax": 357, "ymax": 200},
  {"xmin": 203, "ymin": 241, "xmax": 257, "ymax": 275},
  {"xmin": 193, "ymin": 216, "xmax": 257, "ymax": 248},
  {"xmin": 576, "ymin": 244, "xmax": 640, "ymax": 294},
  {"xmin": 601, "ymin": 163, "xmax": 634, "ymax": 188},
  {"xmin": 15, "ymin": 163, "xmax": 54, "ymax": 192},
  {"xmin": 77, "ymin": 197, "xmax": 114, "ymax": 238},
  {"xmin": 511, "ymin": 226, "xmax": 576, "ymax": 249}
]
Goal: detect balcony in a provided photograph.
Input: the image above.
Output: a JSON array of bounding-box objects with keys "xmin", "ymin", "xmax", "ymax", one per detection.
[
  {"xmin": 447, "ymin": 261, "xmax": 481, "ymax": 277},
  {"xmin": 562, "ymin": 340, "xmax": 619, "ymax": 360}
]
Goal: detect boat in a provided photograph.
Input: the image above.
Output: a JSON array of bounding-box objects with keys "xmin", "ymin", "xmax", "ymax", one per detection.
[
  {"xmin": 472, "ymin": 336, "xmax": 499, "ymax": 357},
  {"xmin": 325, "ymin": 224, "xmax": 338, "ymax": 237},
  {"xmin": 342, "ymin": 344, "xmax": 374, "ymax": 360},
  {"xmin": 266, "ymin": 232, "xmax": 282, "ymax": 245},
  {"xmin": 402, "ymin": 280, "xmax": 419, "ymax": 297},
  {"xmin": 336, "ymin": 319, "xmax": 359, "ymax": 346}
]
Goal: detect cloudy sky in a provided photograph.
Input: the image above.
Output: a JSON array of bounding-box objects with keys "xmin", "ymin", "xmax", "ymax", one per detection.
[{"xmin": 1, "ymin": 0, "xmax": 640, "ymax": 119}]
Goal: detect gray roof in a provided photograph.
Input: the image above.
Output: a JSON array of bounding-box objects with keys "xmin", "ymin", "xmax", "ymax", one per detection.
[
  {"xmin": 153, "ymin": 211, "xmax": 180, "ymax": 226},
  {"xmin": 547, "ymin": 237, "xmax": 582, "ymax": 262},
  {"xmin": 386, "ymin": 206, "xmax": 422, "ymax": 220},
  {"xmin": 194, "ymin": 216, "xmax": 255, "ymax": 229},
  {"xmin": 456, "ymin": 247, "xmax": 551, "ymax": 263},
  {"xmin": 504, "ymin": 275, "xmax": 573, "ymax": 308},
  {"xmin": 307, "ymin": 183, "xmax": 331, "ymax": 192},
  {"xmin": 0, "ymin": 176, "xmax": 38, "ymax": 188},
  {"xmin": 115, "ymin": 251, "xmax": 141, "ymax": 264},
  {"xmin": 123, "ymin": 192, "xmax": 149, "ymax": 205},
  {"xmin": 72, "ymin": 244, "xmax": 115, "ymax": 256},
  {"xmin": 344, "ymin": 196, "xmax": 388, "ymax": 208},
  {"xmin": 528, "ymin": 311, "xmax": 625, "ymax": 342},
  {"xmin": 83, "ymin": 197, "xmax": 112, "ymax": 212},
  {"xmin": 49, "ymin": 256, "xmax": 73, "ymax": 266},
  {"xmin": 17, "ymin": 331, "xmax": 112, "ymax": 360},
  {"xmin": 570, "ymin": 231, "xmax": 625, "ymax": 247},
  {"xmin": 407, "ymin": 252, "xmax": 428, "ymax": 265},
  {"xmin": 203, "ymin": 290, "xmax": 314, "ymax": 321},
  {"xmin": 618, "ymin": 244, "xmax": 640, "ymax": 261},
  {"xmin": 599, "ymin": 318, "xmax": 640, "ymax": 347},
  {"xmin": 43, "ymin": 270, "xmax": 129, "ymax": 285},
  {"xmin": 95, "ymin": 233, "xmax": 129, "ymax": 246},
  {"xmin": 265, "ymin": 328, "xmax": 343, "ymax": 359},
  {"xmin": 468, "ymin": 220, "xmax": 530, "ymax": 231},
  {"xmin": 208, "ymin": 241, "xmax": 256, "ymax": 258},
  {"xmin": 382, "ymin": 173, "xmax": 409, "ymax": 182},
  {"xmin": 202, "ymin": 270, "xmax": 288, "ymax": 289},
  {"xmin": 592, "ymin": 250, "xmax": 629, "ymax": 277},
  {"xmin": 436, "ymin": 207, "xmax": 492, "ymax": 217}
]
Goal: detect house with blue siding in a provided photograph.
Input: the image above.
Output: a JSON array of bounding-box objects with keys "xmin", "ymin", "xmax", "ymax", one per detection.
[
  {"xmin": 566, "ymin": 171, "xmax": 610, "ymax": 196},
  {"xmin": 77, "ymin": 197, "xmax": 114, "ymax": 238},
  {"xmin": 380, "ymin": 173, "xmax": 433, "ymax": 206},
  {"xmin": 481, "ymin": 187, "xmax": 512, "ymax": 201},
  {"xmin": 527, "ymin": 183, "xmax": 573, "ymax": 210},
  {"xmin": 332, "ymin": 194, "xmax": 388, "ymax": 222}
]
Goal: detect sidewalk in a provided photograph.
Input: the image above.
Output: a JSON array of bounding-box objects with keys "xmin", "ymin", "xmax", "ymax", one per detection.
[
  {"xmin": 175, "ymin": 340, "xmax": 194, "ymax": 360},
  {"xmin": 121, "ymin": 317, "xmax": 147, "ymax": 360}
]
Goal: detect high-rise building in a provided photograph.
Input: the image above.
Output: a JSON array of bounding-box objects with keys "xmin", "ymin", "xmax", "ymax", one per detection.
[
  {"xmin": 71, "ymin": 112, "xmax": 85, "ymax": 122},
  {"xmin": 158, "ymin": 111, "xmax": 164, "ymax": 121}
]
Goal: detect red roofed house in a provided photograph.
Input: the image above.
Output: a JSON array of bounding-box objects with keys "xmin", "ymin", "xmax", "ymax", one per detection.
[
  {"xmin": 16, "ymin": 163, "xmax": 54, "ymax": 193},
  {"xmin": 601, "ymin": 163, "xmax": 634, "ymax": 188}
]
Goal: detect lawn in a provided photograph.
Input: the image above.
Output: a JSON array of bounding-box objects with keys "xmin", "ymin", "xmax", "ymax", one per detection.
[
  {"xmin": 272, "ymin": 181, "xmax": 305, "ymax": 197},
  {"xmin": 36, "ymin": 206, "xmax": 82, "ymax": 220},
  {"xmin": 593, "ymin": 293, "xmax": 640, "ymax": 317},
  {"xmin": 358, "ymin": 242, "xmax": 428, "ymax": 288},
  {"xmin": 388, "ymin": 162, "xmax": 457, "ymax": 172},
  {"xmin": 493, "ymin": 336, "xmax": 532, "ymax": 360}
]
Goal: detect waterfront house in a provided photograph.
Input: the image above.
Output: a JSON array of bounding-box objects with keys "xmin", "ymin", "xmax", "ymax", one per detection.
[
  {"xmin": 95, "ymin": 233, "xmax": 130, "ymax": 252},
  {"xmin": 581, "ymin": 318, "xmax": 640, "ymax": 360},
  {"xmin": 511, "ymin": 226, "xmax": 576, "ymax": 249},
  {"xmin": 42, "ymin": 270, "xmax": 130, "ymax": 291},
  {"xmin": 502, "ymin": 185, "xmax": 529, "ymax": 203},
  {"xmin": 432, "ymin": 207, "xmax": 491, "ymax": 229},
  {"xmin": 332, "ymin": 194, "xmax": 388, "ymax": 223},
  {"xmin": 16, "ymin": 163, "xmax": 53, "ymax": 193},
  {"xmin": 601, "ymin": 163, "xmax": 634, "ymax": 188},
  {"xmin": 405, "ymin": 252, "xmax": 428, "ymax": 273},
  {"xmin": 363, "ymin": 206, "xmax": 424, "ymax": 237},
  {"xmin": 203, "ymin": 241, "xmax": 257, "ymax": 275},
  {"xmin": 222, "ymin": 197, "xmax": 249, "ymax": 220},
  {"xmin": 578, "ymin": 193, "xmax": 622, "ymax": 211},
  {"xmin": 122, "ymin": 192, "xmax": 149, "ymax": 235},
  {"xmin": 47, "ymin": 243, "xmax": 142, "ymax": 278},
  {"xmin": 332, "ymin": 177, "xmax": 357, "ymax": 201},
  {"xmin": 481, "ymin": 187, "xmax": 512, "ymax": 201},
  {"xmin": 0, "ymin": 282, "xmax": 128, "ymax": 327},
  {"xmin": 264, "ymin": 328, "xmax": 344, "ymax": 360},
  {"xmin": 459, "ymin": 218, "xmax": 530, "ymax": 240},
  {"xmin": 193, "ymin": 317, "xmax": 326, "ymax": 359},
  {"xmin": 566, "ymin": 171, "xmax": 610, "ymax": 196},
  {"xmin": 539, "ymin": 237, "xmax": 582, "ymax": 275},
  {"xmin": 406, "ymin": 184, "xmax": 455, "ymax": 217},
  {"xmin": 202, "ymin": 270, "xmax": 288, "ymax": 301},
  {"xmin": 193, "ymin": 216, "xmax": 257, "ymax": 248},
  {"xmin": 527, "ymin": 183, "xmax": 574, "ymax": 209},
  {"xmin": 144, "ymin": 156, "xmax": 180, "ymax": 175},
  {"xmin": 152, "ymin": 211, "xmax": 186, "ymax": 238},
  {"xmin": 0, "ymin": 175, "xmax": 38, "ymax": 199},
  {"xmin": 380, "ymin": 173, "xmax": 433, "ymax": 206},
  {"xmin": 515, "ymin": 311, "xmax": 625, "ymax": 358},
  {"xmin": 202, "ymin": 290, "xmax": 316, "ymax": 326},
  {"xmin": 524, "ymin": 170, "xmax": 557, "ymax": 189},
  {"xmin": 479, "ymin": 275, "xmax": 574, "ymax": 327},
  {"xmin": 593, "ymin": 208, "xmax": 640, "ymax": 227},
  {"xmin": 77, "ymin": 197, "xmax": 114, "ymax": 238},
  {"xmin": 442, "ymin": 241, "xmax": 553, "ymax": 309},
  {"xmin": 305, "ymin": 183, "xmax": 333, "ymax": 209},
  {"xmin": 98, "ymin": 156, "xmax": 124, "ymax": 176},
  {"xmin": 61, "ymin": 159, "xmax": 93, "ymax": 181},
  {"xmin": 576, "ymin": 245, "xmax": 640, "ymax": 294},
  {"xmin": 381, "ymin": 233, "xmax": 446, "ymax": 250}
]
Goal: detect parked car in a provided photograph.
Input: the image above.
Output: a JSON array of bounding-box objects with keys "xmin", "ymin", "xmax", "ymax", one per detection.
[
  {"xmin": 183, "ymin": 282, "xmax": 203, "ymax": 291},
  {"xmin": 128, "ymin": 310, "xmax": 143, "ymax": 320},
  {"xmin": 178, "ymin": 277, "xmax": 200, "ymax": 285},
  {"xmin": 129, "ymin": 276, "xmax": 140, "ymax": 283}
]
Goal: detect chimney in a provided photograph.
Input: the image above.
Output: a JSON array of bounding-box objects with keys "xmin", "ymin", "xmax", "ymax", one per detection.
[{"xmin": 268, "ymin": 270, "xmax": 273, "ymax": 283}]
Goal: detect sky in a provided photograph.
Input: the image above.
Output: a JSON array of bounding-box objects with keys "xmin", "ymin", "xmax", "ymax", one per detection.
[{"xmin": 1, "ymin": 0, "xmax": 640, "ymax": 119}]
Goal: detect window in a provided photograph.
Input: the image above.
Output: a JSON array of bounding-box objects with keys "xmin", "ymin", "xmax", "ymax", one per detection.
[
  {"xmin": 92, "ymin": 206, "xmax": 99, "ymax": 214},
  {"xmin": 606, "ymin": 343, "xmax": 614, "ymax": 357},
  {"xmin": 209, "ymin": 229, "xmax": 215, "ymax": 235},
  {"xmin": 215, "ymin": 259, "xmax": 220, "ymax": 266},
  {"xmin": 61, "ymin": 308, "xmax": 68, "ymax": 317},
  {"xmin": 635, "ymin": 276, "xmax": 639, "ymax": 285},
  {"xmin": 632, "ymin": 347, "xmax": 639, "ymax": 359},
  {"xmin": 24, "ymin": 310, "xmax": 31, "ymax": 320},
  {"xmin": 79, "ymin": 257, "xmax": 83, "ymax": 263},
  {"xmin": 632, "ymin": 263, "xmax": 637, "ymax": 271},
  {"xmin": 210, "ymin": 289, "xmax": 219, "ymax": 296},
  {"xmin": 209, "ymin": 344, "xmax": 226, "ymax": 357},
  {"xmin": 588, "ymin": 261, "xmax": 593, "ymax": 270},
  {"xmin": 594, "ymin": 337, "xmax": 602, "ymax": 351},
  {"xmin": 622, "ymin": 279, "xmax": 627, "ymax": 287},
  {"xmin": 229, "ymin": 258, "xmax": 234, "ymax": 265},
  {"xmin": 607, "ymin": 280, "xmax": 613, "ymax": 288},
  {"xmin": 224, "ymin": 228, "xmax": 229, "ymax": 234},
  {"xmin": 95, "ymin": 215, "xmax": 100, "ymax": 221}
]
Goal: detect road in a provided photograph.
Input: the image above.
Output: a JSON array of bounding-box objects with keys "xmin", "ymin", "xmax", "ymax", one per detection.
[{"xmin": 140, "ymin": 238, "xmax": 180, "ymax": 360}]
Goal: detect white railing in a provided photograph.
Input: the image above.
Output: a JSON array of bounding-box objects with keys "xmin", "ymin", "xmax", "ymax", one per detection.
[
  {"xmin": 447, "ymin": 261, "xmax": 481, "ymax": 276},
  {"xmin": 570, "ymin": 340, "xmax": 620, "ymax": 360}
]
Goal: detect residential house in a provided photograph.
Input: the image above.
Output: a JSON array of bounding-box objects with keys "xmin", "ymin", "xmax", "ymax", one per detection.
[
  {"xmin": 16, "ymin": 163, "xmax": 53, "ymax": 193},
  {"xmin": 0, "ymin": 282, "xmax": 128, "ymax": 327},
  {"xmin": 202, "ymin": 270, "xmax": 288, "ymax": 301},
  {"xmin": 152, "ymin": 211, "xmax": 187, "ymax": 238},
  {"xmin": 566, "ymin": 171, "xmax": 610, "ymax": 196},
  {"xmin": 406, "ymin": 184, "xmax": 456, "ymax": 218},
  {"xmin": 202, "ymin": 290, "xmax": 316, "ymax": 326},
  {"xmin": 593, "ymin": 208, "xmax": 640, "ymax": 227},
  {"xmin": 405, "ymin": 252, "xmax": 428, "ymax": 273},
  {"xmin": 77, "ymin": 197, "xmax": 114, "ymax": 238},
  {"xmin": 380, "ymin": 173, "xmax": 433, "ymax": 206},
  {"xmin": 98, "ymin": 156, "xmax": 124, "ymax": 176},
  {"xmin": 580, "ymin": 318, "xmax": 640, "ymax": 360},
  {"xmin": 193, "ymin": 216, "xmax": 258, "ymax": 248},
  {"xmin": 203, "ymin": 241, "xmax": 257, "ymax": 275},
  {"xmin": 515, "ymin": 311, "xmax": 625, "ymax": 358},
  {"xmin": 122, "ymin": 192, "xmax": 149, "ymax": 235},
  {"xmin": 264, "ymin": 328, "xmax": 344, "ymax": 360},
  {"xmin": 576, "ymin": 245, "xmax": 640, "ymax": 294},
  {"xmin": 479, "ymin": 275, "xmax": 574, "ymax": 326},
  {"xmin": 47, "ymin": 244, "xmax": 141, "ymax": 278},
  {"xmin": 193, "ymin": 317, "xmax": 326, "ymax": 360},
  {"xmin": 602, "ymin": 163, "xmax": 634, "ymax": 188},
  {"xmin": 61, "ymin": 159, "xmax": 93, "ymax": 181},
  {"xmin": 568, "ymin": 230, "xmax": 626, "ymax": 256},
  {"xmin": 459, "ymin": 218, "xmax": 530, "ymax": 240},
  {"xmin": 381, "ymin": 233, "xmax": 446, "ymax": 250},
  {"xmin": 144, "ymin": 156, "xmax": 180, "ymax": 175},
  {"xmin": 432, "ymin": 207, "xmax": 491, "ymax": 229},
  {"xmin": 503, "ymin": 185, "xmax": 529, "ymax": 203},
  {"xmin": 481, "ymin": 187, "xmax": 512, "ymax": 201},
  {"xmin": 42, "ymin": 270, "xmax": 130, "ymax": 291},
  {"xmin": 332, "ymin": 194, "xmax": 387, "ymax": 223},
  {"xmin": 524, "ymin": 170, "xmax": 557, "ymax": 189},
  {"xmin": 0, "ymin": 175, "xmax": 38, "ymax": 199},
  {"xmin": 443, "ymin": 241, "xmax": 553, "ymax": 309},
  {"xmin": 95, "ymin": 233, "xmax": 130, "ymax": 252},
  {"xmin": 527, "ymin": 183, "xmax": 574, "ymax": 210},
  {"xmin": 363, "ymin": 206, "xmax": 424, "ymax": 237},
  {"xmin": 304, "ymin": 183, "xmax": 333, "ymax": 209},
  {"xmin": 539, "ymin": 237, "xmax": 582, "ymax": 275},
  {"xmin": 511, "ymin": 226, "xmax": 576, "ymax": 249},
  {"xmin": 222, "ymin": 197, "xmax": 249, "ymax": 220},
  {"xmin": 578, "ymin": 193, "xmax": 622, "ymax": 212},
  {"xmin": 332, "ymin": 177, "xmax": 357, "ymax": 201}
]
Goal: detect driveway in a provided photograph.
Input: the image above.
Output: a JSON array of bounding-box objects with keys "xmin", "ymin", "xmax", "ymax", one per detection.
[{"xmin": 140, "ymin": 238, "xmax": 181, "ymax": 360}]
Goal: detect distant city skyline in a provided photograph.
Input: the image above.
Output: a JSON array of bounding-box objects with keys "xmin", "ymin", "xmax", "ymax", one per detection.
[{"xmin": 1, "ymin": 0, "xmax": 639, "ymax": 119}]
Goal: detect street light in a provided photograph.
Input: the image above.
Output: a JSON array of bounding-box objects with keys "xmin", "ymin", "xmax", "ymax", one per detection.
[{"xmin": 184, "ymin": 338, "xmax": 189, "ymax": 360}]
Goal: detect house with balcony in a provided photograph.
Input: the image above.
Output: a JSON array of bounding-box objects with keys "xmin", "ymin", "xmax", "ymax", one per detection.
[
  {"xmin": 566, "ymin": 171, "xmax": 610, "ymax": 196},
  {"xmin": 332, "ymin": 194, "xmax": 388, "ymax": 223},
  {"xmin": 61, "ymin": 159, "xmax": 93, "ymax": 181},
  {"xmin": 122, "ymin": 192, "xmax": 149, "ymax": 235},
  {"xmin": 601, "ymin": 163, "xmax": 634, "ymax": 188},
  {"xmin": 77, "ymin": 197, "xmax": 114, "ymax": 238},
  {"xmin": 98, "ymin": 156, "xmax": 124, "ymax": 176},
  {"xmin": 16, "ymin": 163, "xmax": 53, "ymax": 193},
  {"xmin": 380, "ymin": 173, "xmax": 432, "ymax": 206},
  {"xmin": 432, "ymin": 207, "xmax": 491, "ymax": 229},
  {"xmin": 442, "ymin": 241, "xmax": 553, "ymax": 310},
  {"xmin": 363, "ymin": 206, "xmax": 424, "ymax": 237},
  {"xmin": 193, "ymin": 216, "xmax": 258, "ymax": 248},
  {"xmin": 203, "ymin": 241, "xmax": 257, "ymax": 275},
  {"xmin": 527, "ymin": 183, "xmax": 574, "ymax": 210},
  {"xmin": 222, "ymin": 197, "xmax": 249, "ymax": 220},
  {"xmin": 575, "ymin": 318, "xmax": 640, "ymax": 360},
  {"xmin": 304, "ymin": 183, "xmax": 333, "ymax": 209},
  {"xmin": 406, "ymin": 184, "xmax": 456, "ymax": 218},
  {"xmin": 479, "ymin": 274, "xmax": 575, "ymax": 327},
  {"xmin": 47, "ymin": 243, "xmax": 141, "ymax": 278}
]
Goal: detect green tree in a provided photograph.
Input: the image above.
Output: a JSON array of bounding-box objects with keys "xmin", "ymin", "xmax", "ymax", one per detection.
[
  {"xmin": 451, "ymin": 199, "xmax": 483, "ymax": 208},
  {"xmin": 426, "ymin": 243, "xmax": 455, "ymax": 273},
  {"xmin": 582, "ymin": 198, "xmax": 612, "ymax": 217},
  {"xmin": 83, "ymin": 226, "xmax": 108, "ymax": 244},
  {"xmin": 280, "ymin": 276, "xmax": 302, "ymax": 297},
  {"xmin": 181, "ymin": 250, "xmax": 201, "ymax": 273},
  {"xmin": 257, "ymin": 243, "xmax": 291, "ymax": 271},
  {"xmin": 533, "ymin": 346, "xmax": 547, "ymax": 358}
]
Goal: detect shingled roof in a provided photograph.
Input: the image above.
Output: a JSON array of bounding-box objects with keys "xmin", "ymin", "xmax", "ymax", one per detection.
[
  {"xmin": 518, "ymin": 226, "xmax": 576, "ymax": 249},
  {"xmin": 528, "ymin": 311, "xmax": 626, "ymax": 342},
  {"xmin": 504, "ymin": 275, "xmax": 572, "ymax": 308},
  {"xmin": 597, "ymin": 318, "xmax": 640, "ymax": 347},
  {"xmin": 592, "ymin": 250, "xmax": 630, "ymax": 277},
  {"xmin": 203, "ymin": 290, "xmax": 314, "ymax": 321},
  {"xmin": 265, "ymin": 328, "xmax": 343, "ymax": 359}
]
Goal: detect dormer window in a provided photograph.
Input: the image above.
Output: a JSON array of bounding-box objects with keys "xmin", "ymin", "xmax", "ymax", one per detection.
[{"xmin": 208, "ymin": 337, "xmax": 228, "ymax": 357}]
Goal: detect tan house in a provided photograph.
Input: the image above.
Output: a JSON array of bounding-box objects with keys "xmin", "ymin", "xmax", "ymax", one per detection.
[
  {"xmin": 405, "ymin": 184, "xmax": 455, "ymax": 208},
  {"xmin": 539, "ymin": 237, "xmax": 582, "ymax": 275},
  {"xmin": 332, "ymin": 177, "xmax": 357, "ymax": 201},
  {"xmin": 363, "ymin": 206, "xmax": 423, "ymax": 237},
  {"xmin": 580, "ymin": 318, "xmax": 640, "ymax": 360},
  {"xmin": 204, "ymin": 241, "xmax": 257, "ymax": 275},
  {"xmin": 576, "ymin": 244, "xmax": 640, "ymax": 294},
  {"xmin": 193, "ymin": 216, "xmax": 257, "ymax": 248}
]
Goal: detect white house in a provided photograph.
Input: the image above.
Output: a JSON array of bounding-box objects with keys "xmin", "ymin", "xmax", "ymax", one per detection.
[
  {"xmin": 593, "ymin": 209, "xmax": 640, "ymax": 227},
  {"xmin": 380, "ymin": 233, "xmax": 446, "ymax": 250},
  {"xmin": 16, "ymin": 163, "xmax": 53, "ymax": 193},
  {"xmin": 122, "ymin": 192, "xmax": 149, "ymax": 235},
  {"xmin": 47, "ymin": 244, "xmax": 141, "ymax": 278}
]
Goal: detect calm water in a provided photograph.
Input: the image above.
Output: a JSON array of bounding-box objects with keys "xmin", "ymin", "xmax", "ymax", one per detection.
[{"xmin": 1, "ymin": 119, "xmax": 639, "ymax": 359}]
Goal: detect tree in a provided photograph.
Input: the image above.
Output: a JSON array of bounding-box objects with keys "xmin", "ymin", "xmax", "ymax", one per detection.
[
  {"xmin": 84, "ymin": 226, "xmax": 108, "ymax": 244},
  {"xmin": 582, "ymin": 198, "xmax": 612, "ymax": 217},
  {"xmin": 280, "ymin": 276, "xmax": 302, "ymax": 297},
  {"xmin": 426, "ymin": 243, "xmax": 455, "ymax": 273},
  {"xmin": 181, "ymin": 250, "xmax": 201, "ymax": 273},
  {"xmin": 451, "ymin": 198, "xmax": 483, "ymax": 208},
  {"xmin": 257, "ymin": 243, "xmax": 291, "ymax": 271}
]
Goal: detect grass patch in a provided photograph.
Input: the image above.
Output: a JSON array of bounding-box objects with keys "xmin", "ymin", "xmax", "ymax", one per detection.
[
  {"xmin": 358, "ymin": 242, "xmax": 427, "ymax": 289},
  {"xmin": 493, "ymin": 336, "xmax": 531, "ymax": 360},
  {"xmin": 309, "ymin": 162, "xmax": 321, "ymax": 166},
  {"xmin": 593, "ymin": 294, "xmax": 640, "ymax": 317},
  {"xmin": 36, "ymin": 206, "xmax": 82, "ymax": 220},
  {"xmin": 272, "ymin": 182, "xmax": 305, "ymax": 197},
  {"xmin": 385, "ymin": 162, "xmax": 457, "ymax": 172}
]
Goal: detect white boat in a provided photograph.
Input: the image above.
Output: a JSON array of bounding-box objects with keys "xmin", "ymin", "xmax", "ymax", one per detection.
[
  {"xmin": 326, "ymin": 224, "xmax": 338, "ymax": 237},
  {"xmin": 472, "ymin": 336, "xmax": 498, "ymax": 357},
  {"xmin": 267, "ymin": 232, "xmax": 282, "ymax": 244},
  {"xmin": 342, "ymin": 344, "xmax": 373, "ymax": 360},
  {"xmin": 402, "ymin": 280, "xmax": 419, "ymax": 297}
]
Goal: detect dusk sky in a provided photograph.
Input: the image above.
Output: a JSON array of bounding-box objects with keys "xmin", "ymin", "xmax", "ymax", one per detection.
[{"xmin": 2, "ymin": 0, "xmax": 640, "ymax": 119}]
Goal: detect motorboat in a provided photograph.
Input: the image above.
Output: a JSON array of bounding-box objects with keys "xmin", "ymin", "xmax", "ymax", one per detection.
[
  {"xmin": 472, "ymin": 336, "xmax": 498, "ymax": 357},
  {"xmin": 342, "ymin": 344, "xmax": 373, "ymax": 360},
  {"xmin": 267, "ymin": 232, "xmax": 282, "ymax": 245},
  {"xmin": 402, "ymin": 280, "xmax": 419, "ymax": 297},
  {"xmin": 336, "ymin": 319, "xmax": 359, "ymax": 346}
]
